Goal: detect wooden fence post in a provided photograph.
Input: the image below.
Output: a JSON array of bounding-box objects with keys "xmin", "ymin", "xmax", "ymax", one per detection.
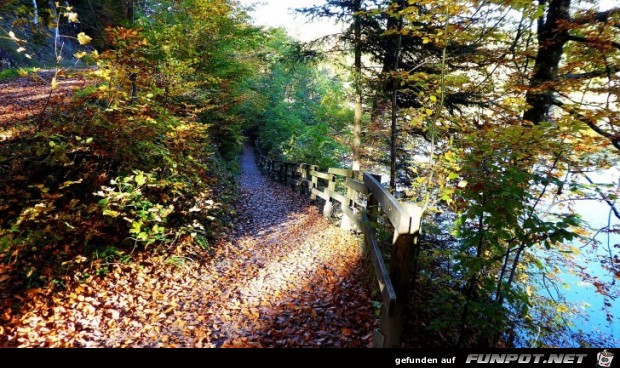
[
  {"xmin": 300, "ymin": 164, "xmax": 308, "ymax": 195},
  {"xmin": 310, "ymin": 165, "xmax": 319, "ymax": 201},
  {"xmin": 341, "ymin": 184, "xmax": 355, "ymax": 231},
  {"xmin": 323, "ymin": 174, "xmax": 335, "ymax": 217},
  {"xmin": 375, "ymin": 203, "xmax": 422, "ymax": 348}
]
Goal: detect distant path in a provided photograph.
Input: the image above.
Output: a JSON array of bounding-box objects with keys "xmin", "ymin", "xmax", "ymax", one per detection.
[{"xmin": 2, "ymin": 144, "xmax": 376, "ymax": 347}]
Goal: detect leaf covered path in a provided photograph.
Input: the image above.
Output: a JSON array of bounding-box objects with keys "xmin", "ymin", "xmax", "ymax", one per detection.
[{"xmin": 0, "ymin": 145, "xmax": 376, "ymax": 347}]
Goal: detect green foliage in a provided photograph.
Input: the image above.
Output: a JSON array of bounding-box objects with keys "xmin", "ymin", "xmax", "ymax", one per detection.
[
  {"xmin": 0, "ymin": 68, "xmax": 20, "ymax": 81},
  {"xmin": 0, "ymin": 0, "xmax": 254, "ymax": 296},
  {"xmin": 239, "ymin": 31, "xmax": 353, "ymax": 169},
  {"xmin": 96, "ymin": 171, "xmax": 174, "ymax": 247}
]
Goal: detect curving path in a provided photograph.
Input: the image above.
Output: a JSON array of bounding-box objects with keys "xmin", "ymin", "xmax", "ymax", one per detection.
[{"xmin": 1, "ymin": 145, "xmax": 376, "ymax": 347}]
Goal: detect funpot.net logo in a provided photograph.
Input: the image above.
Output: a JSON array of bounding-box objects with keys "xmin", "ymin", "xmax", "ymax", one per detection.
[{"xmin": 465, "ymin": 354, "xmax": 588, "ymax": 364}]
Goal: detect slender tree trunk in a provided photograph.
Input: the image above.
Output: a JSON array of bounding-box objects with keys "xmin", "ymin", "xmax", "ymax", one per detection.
[
  {"xmin": 366, "ymin": 1, "xmax": 399, "ymax": 170},
  {"xmin": 128, "ymin": 0, "xmax": 138, "ymax": 104},
  {"xmin": 32, "ymin": 0, "xmax": 39, "ymax": 25},
  {"xmin": 389, "ymin": 0, "xmax": 405, "ymax": 191},
  {"xmin": 352, "ymin": 0, "xmax": 362, "ymax": 171}
]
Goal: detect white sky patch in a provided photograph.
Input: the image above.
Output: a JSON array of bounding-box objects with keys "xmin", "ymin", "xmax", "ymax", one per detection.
[
  {"xmin": 238, "ymin": 0, "xmax": 341, "ymax": 42},
  {"xmin": 239, "ymin": 0, "xmax": 618, "ymax": 42}
]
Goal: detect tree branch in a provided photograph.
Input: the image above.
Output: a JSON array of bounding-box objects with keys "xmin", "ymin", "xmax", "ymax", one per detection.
[
  {"xmin": 571, "ymin": 7, "xmax": 620, "ymax": 29},
  {"xmin": 553, "ymin": 99, "xmax": 620, "ymax": 151},
  {"xmin": 561, "ymin": 64, "xmax": 619, "ymax": 80},
  {"xmin": 582, "ymin": 173, "xmax": 620, "ymax": 221},
  {"xmin": 568, "ymin": 34, "xmax": 620, "ymax": 50}
]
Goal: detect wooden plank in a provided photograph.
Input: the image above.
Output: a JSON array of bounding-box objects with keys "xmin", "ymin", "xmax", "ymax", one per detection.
[
  {"xmin": 360, "ymin": 212, "xmax": 397, "ymax": 315},
  {"xmin": 328, "ymin": 167, "xmax": 353, "ymax": 177},
  {"xmin": 342, "ymin": 205, "xmax": 362, "ymax": 230},
  {"xmin": 346, "ymin": 178, "xmax": 369, "ymax": 195},
  {"xmin": 309, "ymin": 170, "xmax": 332, "ymax": 181},
  {"xmin": 363, "ymin": 173, "xmax": 411, "ymax": 234},
  {"xmin": 378, "ymin": 231, "xmax": 418, "ymax": 348},
  {"xmin": 311, "ymin": 187, "xmax": 329, "ymax": 201},
  {"xmin": 328, "ymin": 191, "xmax": 348, "ymax": 205}
]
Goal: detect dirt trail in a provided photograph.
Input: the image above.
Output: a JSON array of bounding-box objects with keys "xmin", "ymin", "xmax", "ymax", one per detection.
[{"xmin": 1, "ymin": 145, "xmax": 376, "ymax": 347}]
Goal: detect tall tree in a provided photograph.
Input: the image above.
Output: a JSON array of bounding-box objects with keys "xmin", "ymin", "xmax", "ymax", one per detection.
[{"xmin": 352, "ymin": 0, "xmax": 362, "ymax": 171}]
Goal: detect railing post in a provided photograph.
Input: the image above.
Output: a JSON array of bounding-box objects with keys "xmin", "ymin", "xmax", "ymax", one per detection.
[
  {"xmin": 300, "ymin": 164, "xmax": 308, "ymax": 195},
  {"xmin": 375, "ymin": 203, "xmax": 422, "ymax": 348},
  {"xmin": 341, "ymin": 184, "xmax": 355, "ymax": 231},
  {"xmin": 292, "ymin": 164, "xmax": 301, "ymax": 192},
  {"xmin": 310, "ymin": 165, "xmax": 319, "ymax": 200},
  {"xmin": 323, "ymin": 174, "xmax": 335, "ymax": 217}
]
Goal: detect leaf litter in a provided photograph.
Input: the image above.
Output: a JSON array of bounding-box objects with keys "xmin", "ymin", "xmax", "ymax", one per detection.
[{"xmin": 0, "ymin": 145, "xmax": 377, "ymax": 347}]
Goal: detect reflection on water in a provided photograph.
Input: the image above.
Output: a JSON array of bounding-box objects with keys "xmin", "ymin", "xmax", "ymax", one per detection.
[{"xmin": 528, "ymin": 168, "xmax": 619, "ymax": 347}]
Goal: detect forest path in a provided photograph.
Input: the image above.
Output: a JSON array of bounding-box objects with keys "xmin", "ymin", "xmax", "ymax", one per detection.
[
  {"xmin": 201, "ymin": 144, "xmax": 376, "ymax": 347},
  {"xmin": 1, "ymin": 144, "xmax": 376, "ymax": 347}
]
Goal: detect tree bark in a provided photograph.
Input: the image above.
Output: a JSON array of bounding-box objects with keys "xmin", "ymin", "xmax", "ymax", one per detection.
[
  {"xmin": 389, "ymin": 0, "xmax": 405, "ymax": 191},
  {"xmin": 32, "ymin": 0, "xmax": 39, "ymax": 25},
  {"xmin": 523, "ymin": 0, "xmax": 571, "ymax": 124},
  {"xmin": 352, "ymin": 0, "xmax": 362, "ymax": 171}
]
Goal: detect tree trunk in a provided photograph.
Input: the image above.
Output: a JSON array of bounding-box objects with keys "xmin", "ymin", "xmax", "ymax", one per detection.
[
  {"xmin": 523, "ymin": 0, "xmax": 571, "ymax": 124},
  {"xmin": 32, "ymin": 0, "xmax": 39, "ymax": 25},
  {"xmin": 352, "ymin": 0, "xmax": 362, "ymax": 171},
  {"xmin": 389, "ymin": 0, "xmax": 405, "ymax": 191}
]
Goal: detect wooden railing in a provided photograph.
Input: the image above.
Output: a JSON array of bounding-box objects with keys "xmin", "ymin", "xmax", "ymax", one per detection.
[{"xmin": 254, "ymin": 145, "xmax": 422, "ymax": 348}]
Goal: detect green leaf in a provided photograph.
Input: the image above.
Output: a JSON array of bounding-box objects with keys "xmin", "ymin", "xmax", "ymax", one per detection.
[
  {"xmin": 103, "ymin": 209, "xmax": 120, "ymax": 217},
  {"xmin": 134, "ymin": 171, "xmax": 146, "ymax": 187},
  {"xmin": 130, "ymin": 221, "xmax": 142, "ymax": 234}
]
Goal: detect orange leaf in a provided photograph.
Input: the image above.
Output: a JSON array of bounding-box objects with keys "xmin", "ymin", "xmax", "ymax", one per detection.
[{"xmin": 341, "ymin": 327, "xmax": 353, "ymax": 336}]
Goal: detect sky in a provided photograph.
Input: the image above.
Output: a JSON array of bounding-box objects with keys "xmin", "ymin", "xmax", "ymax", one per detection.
[
  {"xmin": 237, "ymin": 0, "xmax": 340, "ymax": 42},
  {"xmin": 239, "ymin": 0, "xmax": 617, "ymax": 43}
]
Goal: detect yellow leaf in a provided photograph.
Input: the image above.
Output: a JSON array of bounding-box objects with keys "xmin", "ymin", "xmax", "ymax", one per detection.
[
  {"xmin": 77, "ymin": 32, "xmax": 92, "ymax": 45},
  {"xmin": 51, "ymin": 77, "xmax": 59, "ymax": 91},
  {"xmin": 74, "ymin": 51, "xmax": 87, "ymax": 59},
  {"xmin": 430, "ymin": 95, "xmax": 437, "ymax": 103},
  {"xmin": 457, "ymin": 180, "xmax": 468, "ymax": 188},
  {"xmin": 422, "ymin": 37, "xmax": 430, "ymax": 44},
  {"xmin": 65, "ymin": 12, "xmax": 79, "ymax": 23},
  {"xmin": 18, "ymin": 69, "xmax": 28, "ymax": 77},
  {"xmin": 425, "ymin": 108, "xmax": 433, "ymax": 115}
]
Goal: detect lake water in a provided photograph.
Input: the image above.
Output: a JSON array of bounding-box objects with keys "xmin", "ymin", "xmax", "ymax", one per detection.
[{"xmin": 528, "ymin": 168, "xmax": 619, "ymax": 347}]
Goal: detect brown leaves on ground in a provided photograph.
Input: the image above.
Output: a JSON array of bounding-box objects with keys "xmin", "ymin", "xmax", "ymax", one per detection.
[
  {"xmin": 0, "ymin": 146, "xmax": 377, "ymax": 347},
  {"xmin": 0, "ymin": 70, "xmax": 87, "ymax": 140}
]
